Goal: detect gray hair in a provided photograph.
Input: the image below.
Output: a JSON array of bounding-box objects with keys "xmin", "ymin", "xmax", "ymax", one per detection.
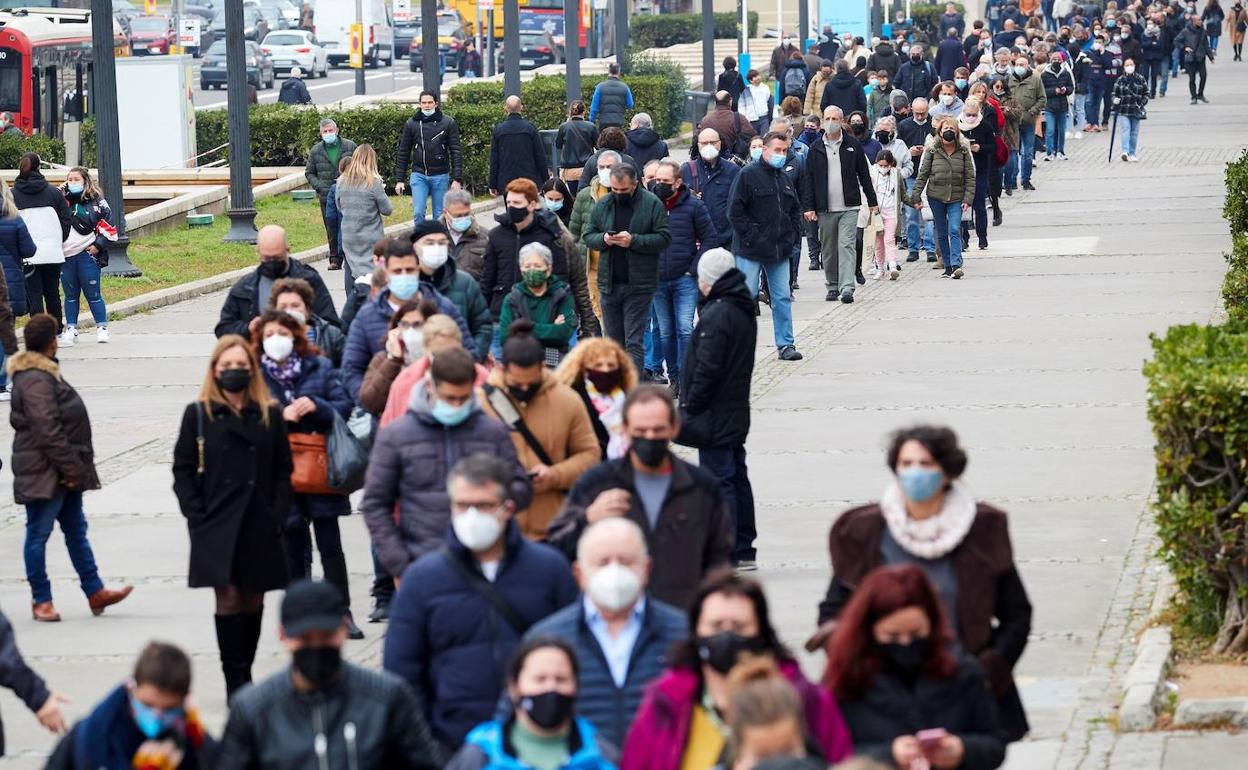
[
  {"xmin": 597, "ymin": 150, "xmax": 622, "ymax": 166},
  {"xmin": 656, "ymin": 158, "xmax": 682, "ymax": 179},
  {"xmin": 631, "ymin": 112, "xmax": 653, "ymax": 129},
  {"xmin": 697, "ymin": 247, "xmax": 736, "ymax": 287},
  {"xmin": 518, "ymin": 242, "xmax": 552, "ymax": 267},
  {"xmin": 576, "ymin": 517, "xmax": 649, "ymax": 563},
  {"xmin": 443, "ymin": 188, "xmax": 473, "ymax": 208},
  {"xmin": 447, "ymin": 454, "xmax": 512, "ymax": 501},
  {"xmin": 875, "ymin": 115, "xmax": 897, "ymax": 131},
  {"xmin": 319, "ymin": 118, "xmax": 337, "ymax": 130},
  {"xmin": 889, "ymin": 89, "xmax": 909, "ymax": 108}
]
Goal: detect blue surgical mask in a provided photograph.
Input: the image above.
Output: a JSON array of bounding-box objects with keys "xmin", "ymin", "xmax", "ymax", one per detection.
[
  {"xmin": 322, "ymin": 132, "xmax": 338, "ymax": 144},
  {"xmin": 450, "ymin": 215, "xmax": 473, "ymax": 232},
  {"xmin": 389, "ymin": 274, "xmax": 421, "ymax": 300},
  {"xmin": 543, "ymin": 197, "xmax": 563, "ymax": 212},
  {"xmin": 431, "ymin": 398, "xmax": 473, "ymax": 427},
  {"xmin": 130, "ymin": 694, "xmax": 183, "ymax": 740},
  {"xmin": 421, "ymin": 107, "xmax": 437, "ymax": 117},
  {"xmin": 767, "ymin": 152, "xmax": 786, "ymax": 169},
  {"xmin": 1013, "ymin": 65, "xmax": 1028, "ymax": 77},
  {"xmin": 749, "ymin": 147, "xmax": 763, "ymax": 161},
  {"xmin": 898, "ymin": 467, "xmax": 945, "ymax": 503},
  {"xmin": 67, "ymin": 182, "xmax": 84, "ymax": 195},
  {"xmin": 954, "ymin": 78, "xmax": 967, "ymax": 89}
]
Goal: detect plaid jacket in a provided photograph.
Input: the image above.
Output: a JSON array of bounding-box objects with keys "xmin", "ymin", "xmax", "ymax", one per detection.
[{"xmin": 1111, "ymin": 73, "xmax": 1150, "ymax": 119}]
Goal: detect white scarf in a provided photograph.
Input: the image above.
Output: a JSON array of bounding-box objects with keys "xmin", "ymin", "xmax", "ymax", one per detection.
[{"xmin": 879, "ymin": 481, "xmax": 977, "ymax": 559}]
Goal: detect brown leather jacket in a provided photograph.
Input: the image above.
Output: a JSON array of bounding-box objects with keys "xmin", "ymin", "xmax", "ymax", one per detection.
[{"xmin": 7, "ymin": 351, "xmax": 100, "ymax": 502}]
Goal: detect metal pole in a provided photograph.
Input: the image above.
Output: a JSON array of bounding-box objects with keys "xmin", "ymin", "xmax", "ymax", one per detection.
[
  {"xmin": 222, "ymin": 0, "xmax": 257, "ymax": 243},
  {"xmin": 487, "ymin": 9, "xmax": 496, "ymax": 77},
  {"xmin": 503, "ymin": 0, "xmax": 520, "ymax": 96},
  {"xmin": 739, "ymin": 0, "xmax": 746, "ymax": 55},
  {"xmin": 702, "ymin": 0, "xmax": 714, "ymax": 91},
  {"xmin": 613, "ymin": 0, "xmax": 628, "ymax": 67},
  {"xmin": 800, "ymin": 0, "xmax": 809, "ymax": 51},
  {"xmin": 421, "ymin": 0, "xmax": 439, "ymax": 92},
  {"xmin": 355, "ymin": 0, "xmax": 365, "ymax": 95},
  {"xmin": 565, "ymin": 0, "xmax": 580, "ymax": 102},
  {"xmin": 90, "ymin": 0, "xmax": 140, "ymax": 276}
]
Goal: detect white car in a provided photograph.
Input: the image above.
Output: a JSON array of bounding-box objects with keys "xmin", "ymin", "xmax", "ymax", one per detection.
[{"xmin": 260, "ymin": 30, "xmax": 329, "ymax": 78}]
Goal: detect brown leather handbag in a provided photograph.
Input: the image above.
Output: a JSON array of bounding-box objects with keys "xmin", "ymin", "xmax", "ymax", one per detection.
[{"xmin": 288, "ymin": 432, "xmax": 336, "ymax": 495}]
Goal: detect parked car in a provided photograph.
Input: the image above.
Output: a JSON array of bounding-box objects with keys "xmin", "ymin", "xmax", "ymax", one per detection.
[
  {"xmin": 408, "ymin": 12, "xmax": 468, "ymax": 72},
  {"xmin": 128, "ymin": 14, "xmax": 176, "ymax": 56},
  {"xmin": 205, "ymin": 1, "xmax": 270, "ymax": 47},
  {"xmin": 496, "ymin": 31, "xmax": 558, "ymax": 71},
  {"xmin": 394, "ymin": 19, "xmax": 419, "ymax": 58},
  {"xmin": 200, "ymin": 39, "xmax": 276, "ymax": 90},
  {"xmin": 261, "ymin": 29, "xmax": 328, "ymax": 77}
]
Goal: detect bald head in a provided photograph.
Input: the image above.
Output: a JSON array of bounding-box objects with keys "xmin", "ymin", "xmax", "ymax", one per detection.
[
  {"xmin": 577, "ymin": 517, "xmax": 648, "ymax": 564},
  {"xmin": 574, "ymin": 517, "xmax": 651, "ymax": 613},
  {"xmin": 256, "ymin": 225, "xmax": 289, "ymax": 263},
  {"xmin": 505, "ymin": 95, "xmax": 523, "ymax": 114}
]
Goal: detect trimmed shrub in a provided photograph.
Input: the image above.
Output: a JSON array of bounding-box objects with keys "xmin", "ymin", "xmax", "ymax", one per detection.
[
  {"xmin": 629, "ymin": 12, "xmax": 760, "ymax": 49},
  {"xmin": 0, "ymin": 133, "xmax": 66, "ymax": 168},
  {"xmin": 1222, "ymin": 151, "xmax": 1248, "ymax": 322},
  {"xmin": 1145, "ymin": 321, "xmax": 1248, "ymax": 652}
]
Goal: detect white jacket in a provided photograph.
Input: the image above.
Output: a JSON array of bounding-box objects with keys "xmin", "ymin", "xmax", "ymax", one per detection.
[{"xmin": 18, "ymin": 207, "xmax": 65, "ymax": 265}]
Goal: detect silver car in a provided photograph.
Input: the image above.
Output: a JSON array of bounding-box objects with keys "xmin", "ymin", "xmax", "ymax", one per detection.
[{"xmin": 261, "ymin": 29, "xmax": 329, "ymax": 78}]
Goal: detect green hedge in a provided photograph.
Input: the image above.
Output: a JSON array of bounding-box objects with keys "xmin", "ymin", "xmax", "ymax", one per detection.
[
  {"xmin": 909, "ymin": 4, "xmax": 965, "ymax": 45},
  {"xmin": 1145, "ymin": 321, "xmax": 1248, "ymax": 652},
  {"xmin": 1223, "ymin": 150, "xmax": 1248, "ymax": 322},
  {"xmin": 629, "ymin": 12, "xmax": 760, "ymax": 49},
  {"xmin": 0, "ymin": 133, "xmax": 65, "ymax": 168}
]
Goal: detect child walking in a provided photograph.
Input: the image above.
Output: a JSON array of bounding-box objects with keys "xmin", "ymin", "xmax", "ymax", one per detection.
[{"xmin": 871, "ymin": 150, "xmax": 904, "ymax": 280}]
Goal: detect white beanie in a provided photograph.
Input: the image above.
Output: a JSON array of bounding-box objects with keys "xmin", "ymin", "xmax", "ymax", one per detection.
[{"xmin": 697, "ymin": 248, "xmax": 736, "ymax": 287}]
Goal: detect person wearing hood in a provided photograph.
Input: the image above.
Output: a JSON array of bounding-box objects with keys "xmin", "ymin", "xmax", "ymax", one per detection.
[
  {"xmin": 929, "ymin": 81, "xmax": 966, "ymax": 120},
  {"xmin": 821, "ymin": 59, "xmax": 868, "ymax": 116},
  {"xmin": 412, "ymin": 219, "xmax": 493, "ymax": 358},
  {"xmin": 804, "ymin": 59, "xmax": 836, "ymax": 115},
  {"xmin": 443, "ymin": 188, "xmax": 488, "ymax": 281},
  {"xmin": 624, "ymin": 112, "xmax": 669, "ymax": 171},
  {"xmin": 362, "ymin": 348, "xmax": 535, "ymax": 584},
  {"xmin": 480, "ymin": 178, "xmax": 571, "ymax": 322},
  {"xmin": 780, "ymin": 52, "xmax": 810, "ymax": 104},
  {"xmin": 277, "ymin": 66, "xmax": 312, "ymax": 104},
  {"xmin": 12, "ymin": 152, "xmax": 69, "ymax": 332},
  {"xmin": 867, "ymin": 39, "xmax": 902, "ymax": 78},
  {"xmin": 479, "ymin": 319, "xmax": 598, "ymax": 539},
  {"xmin": 394, "ymin": 91, "xmax": 464, "ymax": 222},
  {"xmin": 1007, "ymin": 55, "xmax": 1045, "ymax": 190},
  {"xmin": 382, "ymin": 452, "xmax": 575, "ymax": 750}
]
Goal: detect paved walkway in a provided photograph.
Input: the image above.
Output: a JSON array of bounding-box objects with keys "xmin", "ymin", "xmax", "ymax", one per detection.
[{"xmin": 0, "ymin": 57, "xmax": 1246, "ymax": 768}]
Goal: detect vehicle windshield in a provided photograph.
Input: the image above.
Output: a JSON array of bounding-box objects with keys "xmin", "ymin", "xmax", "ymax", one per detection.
[
  {"xmin": 264, "ymin": 33, "xmax": 305, "ymax": 46},
  {"xmin": 129, "ymin": 17, "xmax": 168, "ymax": 32},
  {"xmin": 206, "ymin": 40, "xmax": 227, "ymax": 56}
]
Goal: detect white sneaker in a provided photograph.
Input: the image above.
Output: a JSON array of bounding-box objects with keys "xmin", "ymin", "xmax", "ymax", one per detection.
[
  {"xmin": 1074, "ymin": 131, "xmax": 1084, "ymax": 139},
  {"xmin": 888, "ymin": 264, "xmax": 900, "ymax": 280},
  {"xmin": 58, "ymin": 328, "xmax": 75, "ymax": 347},
  {"xmin": 0, "ymin": 389, "xmax": 9, "ymax": 402},
  {"xmin": 1043, "ymin": 153, "xmax": 1053, "ymax": 162},
  {"xmin": 1056, "ymin": 152, "xmax": 1068, "ymax": 161},
  {"xmin": 1128, "ymin": 154, "xmax": 1140, "ymax": 163},
  {"xmin": 869, "ymin": 267, "xmax": 882, "ymax": 280},
  {"xmin": 1065, "ymin": 130, "xmax": 1073, "ymax": 138},
  {"xmin": 96, "ymin": 326, "xmax": 110, "ymax": 343}
]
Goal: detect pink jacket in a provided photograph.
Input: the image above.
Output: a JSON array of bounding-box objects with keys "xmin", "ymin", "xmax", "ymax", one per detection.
[
  {"xmin": 380, "ymin": 357, "xmax": 491, "ymax": 428},
  {"xmin": 619, "ymin": 660, "xmax": 853, "ymax": 770}
]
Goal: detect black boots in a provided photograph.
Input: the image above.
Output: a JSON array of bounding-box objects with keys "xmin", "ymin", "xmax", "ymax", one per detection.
[
  {"xmin": 322, "ymin": 553, "xmax": 365, "ymax": 640},
  {"xmin": 215, "ymin": 613, "xmax": 261, "ymax": 702}
]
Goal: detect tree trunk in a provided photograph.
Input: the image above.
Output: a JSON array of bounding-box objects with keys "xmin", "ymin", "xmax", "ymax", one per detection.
[{"xmin": 1214, "ymin": 580, "xmax": 1248, "ymax": 654}]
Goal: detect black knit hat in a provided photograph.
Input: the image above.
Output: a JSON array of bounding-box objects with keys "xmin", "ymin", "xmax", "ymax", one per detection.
[{"xmin": 410, "ymin": 219, "xmax": 450, "ymax": 243}]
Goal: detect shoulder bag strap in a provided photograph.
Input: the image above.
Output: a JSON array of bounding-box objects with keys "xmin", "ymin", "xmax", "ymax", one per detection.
[
  {"xmin": 483, "ymin": 384, "xmax": 556, "ymax": 467},
  {"xmin": 685, "ymin": 160, "xmax": 701, "ymax": 197},
  {"xmin": 439, "ymin": 547, "xmax": 529, "ymax": 635},
  {"xmin": 195, "ymin": 402, "xmax": 206, "ymax": 476}
]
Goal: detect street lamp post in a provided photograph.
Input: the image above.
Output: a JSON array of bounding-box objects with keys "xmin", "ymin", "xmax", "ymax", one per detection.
[
  {"xmin": 702, "ymin": 0, "xmax": 714, "ymax": 91},
  {"xmin": 421, "ymin": 0, "xmax": 440, "ymax": 93},
  {"xmin": 355, "ymin": 0, "xmax": 366, "ymax": 95},
  {"xmin": 89, "ymin": 0, "xmax": 141, "ymax": 277},
  {"xmin": 503, "ymin": 0, "xmax": 520, "ymax": 96},
  {"xmin": 613, "ymin": 0, "xmax": 628, "ymax": 68},
  {"xmin": 222, "ymin": 0, "xmax": 257, "ymax": 243},
  {"xmin": 564, "ymin": 0, "xmax": 580, "ymax": 102}
]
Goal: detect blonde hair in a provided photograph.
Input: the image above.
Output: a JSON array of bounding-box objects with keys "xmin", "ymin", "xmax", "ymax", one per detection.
[
  {"xmin": 554, "ymin": 337, "xmax": 638, "ymax": 391},
  {"xmin": 422, "ymin": 314, "xmax": 462, "ymax": 346},
  {"xmin": 66, "ymin": 166, "xmax": 104, "ymax": 201},
  {"xmin": 339, "ymin": 143, "xmax": 380, "ymax": 188},
  {"xmin": 0, "ymin": 183, "xmax": 16, "ymax": 220},
  {"xmin": 197, "ymin": 335, "xmax": 274, "ymax": 425},
  {"xmin": 724, "ymin": 657, "xmax": 806, "ymax": 767},
  {"xmin": 934, "ymin": 115, "xmax": 960, "ymax": 136}
]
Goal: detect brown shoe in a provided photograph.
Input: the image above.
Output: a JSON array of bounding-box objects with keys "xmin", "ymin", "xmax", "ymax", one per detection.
[
  {"xmin": 88, "ymin": 586, "xmax": 133, "ymax": 616},
  {"xmin": 32, "ymin": 601, "xmax": 61, "ymax": 622}
]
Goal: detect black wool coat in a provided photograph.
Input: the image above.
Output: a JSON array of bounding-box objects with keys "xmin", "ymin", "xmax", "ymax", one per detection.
[
  {"xmin": 677, "ymin": 269, "xmax": 756, "ymax": 449},
  {"xmin": 172, "ymin": 401, "xmax": 293, "ymax": 591}
]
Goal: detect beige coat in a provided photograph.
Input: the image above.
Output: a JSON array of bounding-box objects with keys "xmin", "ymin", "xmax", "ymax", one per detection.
[{"xmin": 804, "ymin": 70, "xmax": 833, "ymax": 115}]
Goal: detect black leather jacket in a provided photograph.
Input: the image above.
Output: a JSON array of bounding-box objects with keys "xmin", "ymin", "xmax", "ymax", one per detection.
[{"xmin": 215, "ymin": 663, "xmax": 444, "ymax": 770}]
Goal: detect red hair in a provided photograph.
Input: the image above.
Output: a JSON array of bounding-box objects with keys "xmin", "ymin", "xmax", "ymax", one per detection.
[
  {"xmin": 822, "ymin": 564, "xmax": 958, "ymax": 699},
  {"xmin": 505, "ymin": 177, "xmax": 539, "ymax": 203}
]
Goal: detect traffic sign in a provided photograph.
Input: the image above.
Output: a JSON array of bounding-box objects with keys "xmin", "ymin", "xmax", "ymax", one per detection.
[
  {"xmin": 178, "ymin": 18, "xmax": 200, "ymax": 48},
  {"xmin": 395, "ymin": 0, "xmax": 413, "ymax": 21},
  {"xmin": 349, "ymin": 23, "xmax": 363, "ymax": 68}
]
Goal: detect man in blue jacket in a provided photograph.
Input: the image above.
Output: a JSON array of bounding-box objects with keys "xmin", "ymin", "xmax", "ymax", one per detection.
[
  {"xmin": 521, "ymin": 517, "xmax": 686, "ymax": 749},
  {"xmin": 383, "ymin": 453, "xmax": 577, "ymax": 753},
  {"xmin": 681, "ymin": 128, "xmax": 740, "ymax": 250}
]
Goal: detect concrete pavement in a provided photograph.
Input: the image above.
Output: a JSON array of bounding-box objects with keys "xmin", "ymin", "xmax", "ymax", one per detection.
[{"xmin": 1, "ymin": 55, "xmax": 1246, "ymax": 768}]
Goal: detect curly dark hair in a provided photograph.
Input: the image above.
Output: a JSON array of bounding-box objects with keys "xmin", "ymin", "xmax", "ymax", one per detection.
[{"xmin": 886, "ymin": 425, "xmax": 968, "ymax": 478}]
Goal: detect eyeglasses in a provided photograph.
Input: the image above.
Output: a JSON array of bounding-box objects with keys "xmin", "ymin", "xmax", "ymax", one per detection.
[{"xmin": 397, "ymin": 320, "xmax": 423, "ymax": 331}]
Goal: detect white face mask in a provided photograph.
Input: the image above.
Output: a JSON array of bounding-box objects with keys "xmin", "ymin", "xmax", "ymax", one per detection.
[
  {"xmin": 586, "ymin": 561, "xmax": 644, "ymax": 612},
  {"xmin": 282, "ymin": 308, "xmax": 306, "ymax": 326},
  {"xmin": 699, "ymin": 144, "xmax": 720, "ymax": 162},
  {"xmin": 940, "ymin": 93, "xmax": 955, "ymax": 106},
  {"xmin": 1124, "ymin": 65, "xmax": 1136, "ymax": 74},
  {"xmin": 598, "ymin": 168, "xmax": 613, "ymax": 186},
  {"xmin": 262, "ymin": 334, "xmax": 294, "ymax": 362},
  {"xmin": 452, "ymin": 506, "xmax": 503, "ymax": 552},
  {"xmin": 401, "ymin": 328, "xmax": 424, "ymax": 363},
  {"xmin": 419, "ymin": 243, "xmax": 449, "ymax": 271}
]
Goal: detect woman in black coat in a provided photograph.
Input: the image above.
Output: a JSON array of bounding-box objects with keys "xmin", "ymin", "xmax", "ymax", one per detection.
[
  {"xmin": 250, "ymin": 310, "xmax": 361, "ymax": 639},
  {"xmin": 172, "ymin": 334, "xmax": 292, "ymax": 701},
  {"xmin": 824, "ymin": 564, "xmax": 1006, "ymax": 770},
  {"xmin": 958, "ymin": 97, "xmax": 997, "ymax": 251}
]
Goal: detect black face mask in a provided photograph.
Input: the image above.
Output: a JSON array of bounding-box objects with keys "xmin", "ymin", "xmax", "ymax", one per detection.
[
  {"xmin": 217, "ymin": 368, "xmax": 251, "ymax": 394},
  {"xmin": 876, "ymin": 131, "xmax": 894, "ymax": 144},
  {"xmin": 910, "ymin": 53, "xmax": 922, "ymax": 62},
  {"xmin": 516, "ymin": 690, "xmax": 575, "ymax": 730},
  {"xmin": 258, "ymin": 259, "xmax": 287, "ymax": 279},
  {"xmin": 653, "ymin": 182, "xmax": 674, "ymax": 200},
  {"xmin": 631, "ymin": 437, "xmax": 669, "ymax": 467},
  {"xmin": 614, "ymin": 187, "xmax": 634, "ymax": 203},
  {"xmin": 941, "ymin": 129, "xmax": 957, "ymax": 142},
  {"xmin": 585, "ymin": 367, "xmax": 622, "ymax": 392},
  {"xmin": 850, "ymin": 123, "xmax": 866, "ymax": 137},
  {"xmin": 697, "ymin": 631, "xmax": 765, "ymax": 675},
  {"xmin": 507, "ymin": 206, "xmax": 531, "ymax": 226},
  {"xmin": 292, "ymin": 645, "xmax": 343, "ymax": 689},
  {"xmin": 508, "ymin": 382, "xmax": 541, "ymax": 403},
  {"xmin": 879, "ymin": 638, "xmax": 931, "ymax": 677}
]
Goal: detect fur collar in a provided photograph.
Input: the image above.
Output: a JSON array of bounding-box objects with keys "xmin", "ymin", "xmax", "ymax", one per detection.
[
  {"xmin": 879, "ymin": 481, "xmax": 977, "ymax": 559},
  {"xmin": 6, "ymin": 350, "xmax": 60, "ymax": 380}
]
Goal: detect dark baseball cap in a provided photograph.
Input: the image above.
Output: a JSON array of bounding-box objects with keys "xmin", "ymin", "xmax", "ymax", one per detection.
[{"xmin": 281, "ymin": 579, "xmax": 346, "ymax": 636}]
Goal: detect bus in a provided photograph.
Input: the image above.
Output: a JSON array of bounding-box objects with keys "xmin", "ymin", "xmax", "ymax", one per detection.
[
  {"xmin": 0, "ymin": 7, "xmax": 126, "ymax": 138},
  {"xmin": 449, "ymin": 0, "xmax": 586, "ymax": 50}
]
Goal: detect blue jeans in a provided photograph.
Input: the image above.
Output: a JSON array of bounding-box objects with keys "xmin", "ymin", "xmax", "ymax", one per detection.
[
  {"xmin": 651, "ymin": 275, "xmax": 698, "ymax": 381},
  {"xmin": 1072, "ymin": 92, "xmax": 1087, "ymax": 131},
  {"xmin": 61, "ymin": 252, "xmax": 107, "ymax": 326},
  {"xmin": 1085, "ymin": 85, "xmax": 1104, "ymax": 128},
  {"xmin": 0, "ymin": 347, "xmax": 7, "ymax": 390},
  {"xmin": 1210, "ymin": 35, "xmax": 1220, "ymax": 53},
  {"xmin": 736, "ymin": 256, "xmax": 794, "ymax": 348},
  {"xmin": 929, "ymin": 199, "xmax": 963, "ymax": 269},
  {"xmin": 1120, "ymin": 116, "xmax": 1141, "ymax": 156},
  {"xmin": 1003, "ymin": 149, "xmax": 1019, "ymax": 190},
  {"xmin": 1017, "ymin": 126, "xmax": 1036, "ymax": 185},
  {"xmin": 1170, "ymin": 47, "xmax": 1181, "ymax": 76},
  {"xmin": 643, "ymin": 305, "xmax": 662, "ymax": 373},
  {"xmin": 699, "ymin": 444, "xmax": 756, "ymax": 562},
  {"xmin": 410, "ymin": 172, "xmax": 450, "ymax": 221},
  {"xmin": 25, "ymin": 491, "xmax": 104, "ymax": 604},
  {"xmin": 1044, "ymin": 110, "xmax": 1068, "ymax": 155},
  {"xmin": 904, "ymin": 177, "xmax": 934, "ymax": 253}
]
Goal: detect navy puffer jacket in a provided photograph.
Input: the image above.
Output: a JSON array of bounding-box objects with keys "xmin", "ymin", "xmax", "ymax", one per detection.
[
  {"xmin": 0, "ymin": 216, "xmax": 33, "ymax": 315},
  {"xmin": 383, "ymin": 521, "xmax": 578, "ymax": 749},
  {"xmin": 656, "ymin": 186, "xmax": 719, "ymax": 281}
]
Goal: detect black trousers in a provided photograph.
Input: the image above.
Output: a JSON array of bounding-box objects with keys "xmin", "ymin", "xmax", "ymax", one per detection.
[
  {"xmin": 699, "ymin": 444, "xmax": 756, "ymax": 562},
  {"xmin": 601, "ymin": 287, "xmax": 653, "ymax": 374},
  {"xmin": 25, "ymin": 263, "xmax": 62, "ymax": 330},
  {"xmin": 1188, "ymin": 59, "xmax": 1208, "ymax": 97}
]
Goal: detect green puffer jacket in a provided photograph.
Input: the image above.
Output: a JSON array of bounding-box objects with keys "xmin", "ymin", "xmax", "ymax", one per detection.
[
  {"xmin": 908, "ymin": 136, "xmax": 975, "ymax": 207},
  {"xmin": 1008, "ymin": 70, "xmax": 1046, "ymax": 125},
  {"xmin": 582, "ymin": 187, "xmax": 672, "ymax": 295},
  {"xmin": 304, "ymin": 138, "xmax": 357, "ymax": 198}
]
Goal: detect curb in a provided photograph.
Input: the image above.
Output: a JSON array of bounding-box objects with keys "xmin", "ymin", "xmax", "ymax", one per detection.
[
  {"xmin": 1173, "ymin": 697, "xmax": 1248, "ymax": 728},
  {"xmin": 1118, "ymin": 626, "xmax": 1173, "ymax": 731}
]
